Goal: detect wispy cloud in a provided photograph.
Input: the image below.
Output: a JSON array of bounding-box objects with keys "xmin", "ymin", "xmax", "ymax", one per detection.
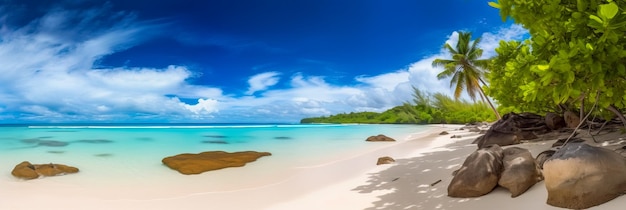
[
  {"xmin": 0, "ymin": 5, "xmax": 222, "ymax": 122},
  {"xmin": 245, "ymin": 71, "xmax": 281, "ymax": 95}
]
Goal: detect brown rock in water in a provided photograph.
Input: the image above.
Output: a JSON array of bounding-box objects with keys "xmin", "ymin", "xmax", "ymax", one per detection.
[
  {"xmin": 545, "ymin": 112, "xmax": 566, "ymax": 130},
  {"xmin": 498, "ymin": 147, "xmax": 543, "ymax": 197},
  {"xmin": 365, "ymin": 134, "xmax": 396, "ymax": 142},
  {"xmin": 11, "ymin": 161, "xmax": 79, "ymax": 180},
  {"xmin": 543, "ymin": 142, "xmax": 626, "ymax": 209},
  {"xmin": 439, "ymin": 131, "xmax": 449, "ymax": 135},
  {"xmin": 563, "ymin": 111, "xmax": 580, "ymax": 128},
  {"xmin": 376, "ymin": 156, "xmax": 395, "ymax": 165},
  {"xmin": 448, "ymin": 145, "xmax": 504, "ymax": 198},
  {"xmin": 162, "ymin": 151, "xmax": 271, "ymax": 175}
]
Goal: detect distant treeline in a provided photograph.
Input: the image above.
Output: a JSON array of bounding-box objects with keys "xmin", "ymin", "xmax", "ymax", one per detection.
[{"xmin": 301, "ymin": 88, "xmax": 497, "ymax": 124}]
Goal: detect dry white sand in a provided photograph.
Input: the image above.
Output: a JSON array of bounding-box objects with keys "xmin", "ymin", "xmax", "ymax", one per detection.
[{"xmin": 3, "ymin": 125, "xmax": 625, "ymax": 210}]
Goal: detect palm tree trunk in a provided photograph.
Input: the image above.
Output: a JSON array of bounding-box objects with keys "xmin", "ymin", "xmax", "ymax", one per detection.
[{"xmin": 476, "ymin": 86, "xmax": 501, "ymax": 120}]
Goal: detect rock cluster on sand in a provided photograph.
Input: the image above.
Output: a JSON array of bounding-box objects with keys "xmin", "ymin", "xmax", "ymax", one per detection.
[
  {"xmin": 365, "ymin": 134, "xmax": 396, "ymax": 142},
  {"xmin": 376, "ymin": 156, "xmax": 395, "ymax": 165},
  {"xmin": 162, "ymin": 151, "xmax": 272, "ymax": 175},
  {"xmin": 473, "ymin": 112, "xmax": 553, "ymax": 148},
  {"xmin": 448, "ymin": 146, "xmax": 542, "ymax": 198},
  {"xmin": 11, "ymin": 161, "xmax": 79, "ymax": 180},
  {"xmin": 543, "ymin": 142, "xmax": 626, "ymax": 209}
]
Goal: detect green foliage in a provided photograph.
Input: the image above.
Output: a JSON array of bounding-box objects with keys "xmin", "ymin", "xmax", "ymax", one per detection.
[
  {"xmin": 488, "ymin": 0, "xmax": 626, "ymax": 117},
  {"xmin": 300, "ymin": 88, "xmax": 496, "ymax": 124}
]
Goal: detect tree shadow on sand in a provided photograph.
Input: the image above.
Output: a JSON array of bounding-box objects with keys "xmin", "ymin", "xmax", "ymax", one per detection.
[{"xmin": 352, "ymin": 139, "xmax": 489, "ymax": 210}]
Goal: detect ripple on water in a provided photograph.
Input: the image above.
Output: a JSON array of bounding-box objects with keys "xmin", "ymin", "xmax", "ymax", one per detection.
[
  {"xmin": 202, "ymin": 140, "xmax": 229, "ymax": 144},
  {"xmin": 47, "ymin": 150, "xmax": 66, "ymax": 154},
  {"xmin": 94, "ymin": 153, "xmax": 113, "ymax": 157},
  {"xmin": 75, "ymin": 139, "xmax": 114, "ymax": 144},
  {"xmin": 274, "ymin": 136, "xmax": 292, "ymax": 140},
  {"xmin": 204, "ymin": 135, "xmax": 227, "ymax": 138}
]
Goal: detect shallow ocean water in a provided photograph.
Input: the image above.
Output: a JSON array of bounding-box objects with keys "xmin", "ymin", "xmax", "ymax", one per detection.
[{"xmin": 0, "ymin": 124, "xmax": 427, "ymax": 196}]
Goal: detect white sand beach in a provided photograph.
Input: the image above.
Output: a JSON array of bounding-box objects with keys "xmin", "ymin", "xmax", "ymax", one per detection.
[{"xmin": 3, "ymin": 125, "xmax": 626, "ymax": 210}]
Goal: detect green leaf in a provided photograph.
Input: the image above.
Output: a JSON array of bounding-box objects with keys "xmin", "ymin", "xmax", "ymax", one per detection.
[
  {"xmin": 600, "ymin": 2, "xmax": 619, "ymax": 19},
  {"xmin": 586, "ymin": 43, "xmax": 594, "ymax": 50},
  {"xmin": 537, "ymin": 64, "xmax": 550, "ymax": 71},
  {"xmin": 577, "ymin": 0, "xmax": 588, "ymax": 12},
  {"xmin": 589, "ymin": 15, "xmax": 604, "ymax": 24},
  {"xmin": 488, "ymin": 2, "xmax": 501, "ymax": 9}
]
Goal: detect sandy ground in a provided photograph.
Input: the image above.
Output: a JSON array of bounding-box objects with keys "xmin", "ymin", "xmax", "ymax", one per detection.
[{"xmin": 3, "ymin": 125, "xmax": 626, "ymax": 210}]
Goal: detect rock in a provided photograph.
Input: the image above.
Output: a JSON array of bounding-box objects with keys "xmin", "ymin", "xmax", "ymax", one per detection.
[
  {"xmin": 468, "ymin": 127, "xmax": 481, "ymax": 132},
  {"xmin": 162, "ymin": 151, "xmax": 271, "ymax": 175},
  {"xmin": 439, "ymin": 131, "xmax": 449, "ymax": 135},
  {"xmin": 376, "ymin": 156, "xmax": 395, "ymax": 165},
  {"xmin": 11, "ymin": 162, "xmax": 39, "ymax": 179},
  {"xmin": 365, "ymin": 134, "xmax": 396, "ymax": 142},
  {"xmin": 448, "ymin": 145, "xmax": 504, "ymax": 198},
  {"xmin": 545, "ymin": 112, "xmax": 566, "ymax": 130},
  {"xmin": 543, "ymin": 142, "xmax": 626, "ymax": 209},
  {"xmin": 450, "ymin": 135, "xmax": 462, "ymax": 139},
  {"xmin": 11, "ymin": 161, "xmax": 79, "ymax": 180},
  {"xmin": 473, "ymin": 112, "xmax": 551, "ymax": 148},
  {"xmin": 473, "ymin": 131, "xmax": 519, "ymax": 148},
  {"xmin": 498, "ymin": 147, "xmax": 543, "ymax": 197},
  {"xmin": 535, "ymin": 149, "xmax": 556, "ymax": 169},
  {"xmin": 563, "ymin": 111, "xmax": 580, "ymax": 129}
]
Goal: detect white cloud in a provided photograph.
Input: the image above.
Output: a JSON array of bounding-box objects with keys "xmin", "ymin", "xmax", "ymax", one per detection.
[
  {"xmin": 183, "ymin": 98, "xmax": 219, "ymax": 114},
  {"xmin": 480, "ymin": 24, "xmax": 528, "ymax": 58},
  {"xmin": 246, "ymin": 71, "xmax": 281, "ymax": 95}
]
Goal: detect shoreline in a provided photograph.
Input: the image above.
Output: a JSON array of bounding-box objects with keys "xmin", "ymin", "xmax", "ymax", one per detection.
[
  {"xmin": 1, "ymin": 124, "xmax": 448, "ymax": 209},
  {"xmin": 12, "ymin": 123, "xmax": 624, "ymax": 210}
]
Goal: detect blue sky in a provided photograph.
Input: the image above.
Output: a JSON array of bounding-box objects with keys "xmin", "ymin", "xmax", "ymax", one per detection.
[{"xmin": 0, "ymin": 0, "xmax": 527, "ymax": 123}]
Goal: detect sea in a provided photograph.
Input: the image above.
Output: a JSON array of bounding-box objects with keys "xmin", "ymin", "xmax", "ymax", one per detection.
[{"xmin": 0, "ymin": 123, "xmax": 428, "ymax": 199}]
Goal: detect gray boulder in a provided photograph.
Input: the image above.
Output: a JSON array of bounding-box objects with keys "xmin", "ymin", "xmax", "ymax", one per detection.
[{"xmin": 543, "ymin": 142, "xmax": 626, "ymax": 209}]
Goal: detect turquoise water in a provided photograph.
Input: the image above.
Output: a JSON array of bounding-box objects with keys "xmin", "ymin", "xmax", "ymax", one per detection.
[{"xmin": 0, "ymin": 124, "xmax": 427, "ymax": 193}]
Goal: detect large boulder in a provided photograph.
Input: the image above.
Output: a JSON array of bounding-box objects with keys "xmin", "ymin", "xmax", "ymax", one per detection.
[
  {"xmin": 365, "ymin": 134, "xmax": 396, "ymax": 142},
  {"xmin": 563, "ymin": 111, "xmax": 580, "ymax": 129},
  {"xmin": 543, "ymin": 142, "xmax": 626, "ymax": 209},
  {"xmin": 11, "ymin": 161, "xmax": 79, "ymax": 180},
  {"xmin": 545, "ymin": 112, "xmax": 566, "ymax": 130},
  {"xmin": 473, "ymin": 131, "xmax": 519, "ymax": 149},
  {"xmin": 498, "ymin": 147, "xmax": 543, "ymax": 197},
  {"xmin": 162, "ymin": 151, "xmax": 271, "ymax": 175},
  {"xmin": 448, "ymin": 145, "xmax": 504, "ymax": 198}
]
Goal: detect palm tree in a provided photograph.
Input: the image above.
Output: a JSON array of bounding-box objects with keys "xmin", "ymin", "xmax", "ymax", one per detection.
[{"xmin": 432, "ymin": 31, "xmax": 501, "ymax": 120}]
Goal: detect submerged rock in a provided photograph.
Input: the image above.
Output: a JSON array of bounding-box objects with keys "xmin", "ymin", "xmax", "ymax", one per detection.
[
  {"xmin": 376, "ymin": 156, "xmax": 395, "ymax": 165},
  {"xmin": 11, "ymin": 161, "xmax": 79, "ymax": 180},
  {"xmin": 365, "ymin": 134, "xmax": 396, "ymax": 142},
  {"xmin": 162, "ymin": 151, "xmax": 272, "ymax": 175},
  {"xmin": 498, "ymin": 147, "xmax": 542, "ymax": 197},
  {"xmin": 543, "ymin": 142, "xmax": 626, "ymax": 209},
  {"xmin": 448, "ymin": 145, "xmax": 504, "ymax": 198}
]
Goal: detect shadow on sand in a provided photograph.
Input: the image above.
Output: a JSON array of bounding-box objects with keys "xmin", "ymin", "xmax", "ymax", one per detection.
[{"xmin": 352, "ymin": 138, "xmax": 492, "ymax": 210}]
